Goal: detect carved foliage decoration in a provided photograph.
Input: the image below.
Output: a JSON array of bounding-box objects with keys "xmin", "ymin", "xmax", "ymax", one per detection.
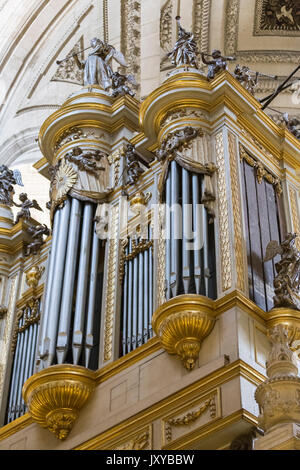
[
  {"xmin": 51, "ymin": 37, "xmax": 84, "ymax": 85},
  {"xmin": 254, "ymin": 0, "xmax": 300, "ymax": 36},
  {"xmin": 121, "ymin": 0, "xmax": 141, "ymax": 94},
  {"xmin": 162, "ymin": 389, "xmax": 220, "ymax": 446},
  {"xmin": 114, "ymin": 430, "xmax": 151, "ymax": 450}
]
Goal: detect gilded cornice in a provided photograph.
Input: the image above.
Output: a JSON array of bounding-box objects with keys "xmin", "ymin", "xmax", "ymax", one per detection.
[{"xmin": 15, "ymin": 284, "xmax": 44, "ymax": 310}]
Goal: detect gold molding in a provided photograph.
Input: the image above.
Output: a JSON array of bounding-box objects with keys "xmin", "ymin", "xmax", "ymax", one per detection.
[
  {"xmin": 216, "ymin": 131, "xmax": 232, "ymax": 291},
  {"xmin": 103, "ymin": 205, "xmax": 119, "ymax": 362},
  {"xmin": 289, "ymin": 186, "xmax": 300, "ymax": 251},
  {"xmin": 228, "ymin": 132, "xmax": 246, "ymax": 292}
]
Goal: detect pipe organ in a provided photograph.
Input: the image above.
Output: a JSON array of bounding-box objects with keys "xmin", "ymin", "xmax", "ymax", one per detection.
[{"xmin": 0, "ymin": 69, "xmax": 299, "ymax": 451}]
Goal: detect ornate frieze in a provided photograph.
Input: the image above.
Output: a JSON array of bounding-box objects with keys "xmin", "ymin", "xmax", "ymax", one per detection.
[
  {"xmin": 160, "ymin": 108, "xmax": 208, "ymax": 128},
  {"xmin": 192, "ymin": 0, "xmax": 211, "ymax": 55},
  {"xmin": 254, "ymin": 0, "xmax": 300, "ymax": 36},
  {"xmin": 239, "ymin": 145, "xmax": 282, "ymax": 196},
  {"xmin": 114, "ymin": 430, "xmax": 151, "ymax": 450},
  {"xmin": 215, "ymin": 132, "xmax": 232, "ymax": 292}
]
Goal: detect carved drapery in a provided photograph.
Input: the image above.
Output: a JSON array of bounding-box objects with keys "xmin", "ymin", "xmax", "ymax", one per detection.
[{"xmin": 239, "ymin": 145, "xmax": 282, "ymax": 197}]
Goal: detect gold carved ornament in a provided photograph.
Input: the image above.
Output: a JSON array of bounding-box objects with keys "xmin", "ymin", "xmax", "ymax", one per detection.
[
  {"xmin": 165, "ymin": 395, "xmax": 216, "ymax": 443},
  {"xmin": 216, "ymin": 132, "xmax": 232, "ymax": 291},
  {"xmin": 22, "ymin": 365, "xmax": 96, "ymax": 441},
  {"xmin": 152, "ymin": 295, "xmax": 216, "ymax": 370},
  {"xmin": 239, "ymin": 145, "xmax": 282, "ymax": 197},
  {"xmin": 49, "ymin": 158, "xmax": 78, "ymax": 223}
]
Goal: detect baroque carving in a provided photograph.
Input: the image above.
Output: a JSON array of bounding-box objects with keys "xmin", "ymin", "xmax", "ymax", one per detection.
[
  {"xmin": 255, "ymin": 324, "xmax": 300, "ymax": 432},
  {"xmin": 160, "ymin": 0, "xmax": 173, "ymax": 51},
  {"xmin": 103, "ymin": 205, "xmax": 119, "ymax": 362},
  {"xmin": 54, "ymin": 126, "xmax": 105, "ymax": 152},
  {"xmin": 0, "ymin": 305, "xmax": 7, "ymax": 319},
  {"xmin": 123, "ymin": 144, "xmax": 145, "ymax": 187},
  {"xmin": 192, "ymin": 0, "xmax": 211, "ymax": 55},
  {"xmin": 156, "ymin": 126, "xmax": 204, "ymax": 162},
  {"xmin": 160, "ymin": 108, "xmax": 208, "ymax": 128},
  {"xmin": 25, "ymin": 266, "xmax": 45, "ymax": 289},
  {"xmin": 114, "ymin": 431, "xmax": 150, "ymax": 450},
  {"xmin": 110, "ymin": 71, "xmax": 137, "ymax": 98},
  {"xmin": 51, "ymin": 37, "xmax": 84, "ymax": 85},
  {"xmin": 264, "ymin": 233, "xmax": 300, "ymax": 310},
  {"xmin": 11, "ymin": 298, "xmax": 40, "ymax": 353},
  {"xmin": 25, "ymin": 224, "xmax": 50, "ymax": 257},
  {"xmin": 13, "ymin": 193, "xmax": 43, "ymax": 225},
  {"xmin": 239, "ymin": 145, "xmax": 282, "ymax": 196},
  {"xmin": 49, "ymin": 158, "xmax": 78, "ymax": 219},
  {"xmin": 167, "ymin": 16, "xmax": 199, "ymax": 69},
  {"xmin": 202, "ymin": 50, "xmax": 235, "ymax": 80},
  {"xmin": 230, "ymin": 428, "xmax": 261, "ymax": 450},
  {"xmin": 289, "ymin": 188, "xmax": 300, "ymax": 251},
  {"xmin": 0, "ymin": 166, "xmax": 23, "ymax": 206},
  {"xmin": 165, "ymin": 396, "xmax": 216, "ymax": 442},
  {"xmin": 22, "ymin": 365, "xmax": 95, "ymax": 440},
  {"xmin": 254, "ymin": 0, "xmax": 300, "ymax": 36},
  {"xmin": 65, "ymin": 147, "xmax": 107, "ymax": 177},
  {"xmin": 121, "ymin": 0, "xmax": 141, "ymax": 94},
  {"xmin": 216, "ymin": 132, "xmax": 232, "ymax": 291},
  {"xmin": 228, "ymin": 132, "xmax": 246, "ymax": 292}
]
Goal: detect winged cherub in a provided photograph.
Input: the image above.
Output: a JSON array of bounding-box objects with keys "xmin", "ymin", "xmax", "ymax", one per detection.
[
  {"xmin": 13, "ymin": 193, "xmax": 43, "ymax": 225},
  {"xmin": 0, "ymin": 165, "xmax": 23, "ymax": 206}
]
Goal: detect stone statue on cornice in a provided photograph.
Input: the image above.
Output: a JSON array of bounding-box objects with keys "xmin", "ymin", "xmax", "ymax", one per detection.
[
  {"xmin": 167, "ymin": 16, "xmax": 199, "ymax": 69},
  {"xmin": 74, "ymin": 37, "xmax": 128, "ymax": 90}
]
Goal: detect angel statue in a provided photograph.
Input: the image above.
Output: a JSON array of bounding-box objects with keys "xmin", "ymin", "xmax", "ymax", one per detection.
[
  {"xmin": 202, "ymin": 49, "xmax": 235, "ymax": 80},
  {"xmin": 264, "ymin": 233, "xmax": 300, "ymax": 310},
  {"xmin": 167, "ymin": 16, "xmax": 199, "ymax": 69},
  {"xmin": 110, "ymin": 71, "xmax": 137, "ymax": 98},
  {"xmin": 13, "ymin": 193, "xmax": 43, "ymax": 225},
  {"xmin": 0, "ymin": 165, "xmax": 23, "ymax": 206},
  {"xmin": 74, "ymin": 37, "xmax": 128, "ymax": 90}
]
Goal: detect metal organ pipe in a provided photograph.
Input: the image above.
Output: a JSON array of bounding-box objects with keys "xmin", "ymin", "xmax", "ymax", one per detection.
[
  {"xmin": 85, "ymin": 223, "xmax": 100, "ymax": 368},
  {"xmin": 127, "ymin": 239, "xmax": 133, "ymax": 353},
  {"xmin": 72, "ymin": 202, "xmax": 93, "ymax": 365},
  {"xmin": 148, "ymin": 225, "xmax": 153, "ymax": 338},
  {"xmin": 165, "ymin": 174, "xmax": 171, "ymax": 301},
  {"xmin": 192, "ymin": 173, "xmax": 202, "ymax": 295},
  {"xmin": 122, "ymin": 242, "xmax": 129, "ymax": 356},
  {"xmin": 57, "ymin": 198, "xmax": 82, "ymax": 364},
  {"xmin": 182, "ymin": 168, "xmax": 191, "ymax": 294},
  {"xmin": 43, "ymin": 199, "xmax": 71, "ymax": 366},
  {"xmin": 170, "ymin": 161, "xmax": 181, "ymax": 298}
]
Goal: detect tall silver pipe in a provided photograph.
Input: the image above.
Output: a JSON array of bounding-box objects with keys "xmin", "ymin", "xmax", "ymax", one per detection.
[
  {"xmin": 56, "ymin": 198, "xmax": 82, "ymax": 364},
  {"xmin": 143, "ymin": 247, "xmax": 149, "ymax": 342},
  {"xmin": 44, "ymin": 199, "xmax": 71, "ymax": 367},
  {"xmin": 132, "ymin": 239, "xmax": 139, "ymax": 350},
  {"xmin": 165, "ymin": 173, "xmax": 171, "ymax": 300},
  {"xmin": 30, "ymin": 321, "xmax": 39, "ymax": 378},
  {"xmin": 38, "ymin": 209, "xmax": 61, "ymax": 363},
  {"xmin": 138, "ymin": 250, "xmax": 144, "ymax": 347},
  {"xmin": 85, "ymin": 223, "xmax": 100, "ymax": 368},
  {"xmin": 72, "ymin": 202, "xmax": 93, "ymax": 365},
  {"xmin": 7, "ymin": 321, "xmax": 22, "ymax": 422},
  {"xmin": 10, "ymin": 316, "xmax": 24, "ymax": 421},
  {"xmin": 201, "ymin": 177, "xmax": 209, "ymax": 295},
  {"xmin": 192, "ymin": 174, "xmax": 202, "ymax": 294},
  {"xmin": 148, "ymin": 226, "xmax": 153, "ymax": 338},
  {"xmin": 127, "ymin": 239, "xmax": 133, "ymax": 353},
  {"xmin": 170, "ymin": 161, "xmax": 181, "ymax": 297},
  {"xmin": 122, "ymin": 243, "xmax": 128, "ymax": 356},
  {"xmin": 24, "ymin": 316, "xmax": 34, "ymax": 384},
  {"xmin": 16, "ymin": 326, "xmax": 29, "ymax": 418},
  {"xmin": 182, "ymin": 168, "xmax": 191, "ymax": 294}
]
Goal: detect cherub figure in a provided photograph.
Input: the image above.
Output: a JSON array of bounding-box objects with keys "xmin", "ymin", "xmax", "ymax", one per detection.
[
  {"xmin": 65, "ymin": 147, "xmax": 106, "ymax": 176},
  {"xmin": 13, "ymin": 193, "xmax": 43, "ymax": 225},
  {"xmin": 234, "ymin": 64, "xmax": 259, "ymax": 95},
  {"xmin": 202, "ymin": 49, "xmax": 235, "ymax": 80},
  {"xmin": 26, "ymin": 224, "xmax": 50, "ymax": 257},
  {"xmin": 124, "ymin": 144, "xmax": 145, "ymax": 186},
  {"xmin": 110, "ymin": 71, "xmax": 137, "ymax": 98},
  {"xmin": 282, "ymin": 113, "xmax": 300, "ymax": 140}
]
